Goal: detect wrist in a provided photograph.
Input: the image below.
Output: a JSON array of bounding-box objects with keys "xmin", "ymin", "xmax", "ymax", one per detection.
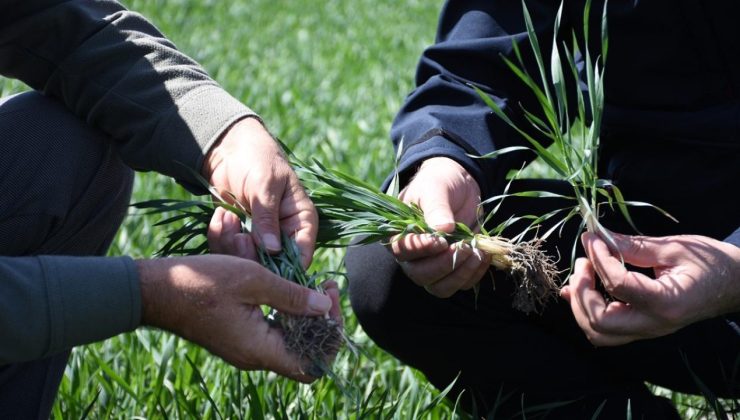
[
  {"xmin": 136, "ymin": 258, "xmax": 182, "ymax": 331},
  {"xmin": 201, "ymin": 115, "xmax": 265, "ymax": 180}
]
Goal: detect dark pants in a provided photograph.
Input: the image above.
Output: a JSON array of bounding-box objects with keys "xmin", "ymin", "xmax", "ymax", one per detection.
[
  {"xmin": 0, "ymin": 92, "xmax": 133, "ymax": 419},
  {"xmin": 347, "ymin": 138, "xmax": 740, "ymax": 418}
]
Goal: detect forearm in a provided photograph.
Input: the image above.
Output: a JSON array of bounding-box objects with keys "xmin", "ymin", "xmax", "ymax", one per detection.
[
  {"xmin": 0, "ymin": 0, "xmax": 255, "ymax": 190},
  {"xmin": 0, "ymin": 255, "xmax": 140, "ymax": 364}
]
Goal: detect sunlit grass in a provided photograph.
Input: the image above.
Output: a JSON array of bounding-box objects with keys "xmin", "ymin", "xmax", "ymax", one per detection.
[{"xmin": 0, "ymin": 0, "xmax": 728, "ymax": 418}]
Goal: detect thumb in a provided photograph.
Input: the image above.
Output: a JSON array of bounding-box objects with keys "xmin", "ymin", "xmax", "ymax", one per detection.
[
  {"xmin": 419, "ymin": 188, "xmax": 456, "ymax": 233},
  {"xmin": 249, "ymin": 271, "xmax": 332, "ymax": 316},
  {"xmin": 250, "ymin": 186, "xmax": 282, "ymax": 252},
  {"xmin": 584, "ymin": 231, "xmax": 668, "ymax": 268}
]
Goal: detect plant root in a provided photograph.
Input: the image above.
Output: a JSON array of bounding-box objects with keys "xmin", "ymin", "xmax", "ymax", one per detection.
[
  {"xmin": 274, "ymin": 313, "xmax": 343, "ymax": 376},
  {"xmin": 508, "ymin": 239, "xmax": 560, "ymax": 314}
]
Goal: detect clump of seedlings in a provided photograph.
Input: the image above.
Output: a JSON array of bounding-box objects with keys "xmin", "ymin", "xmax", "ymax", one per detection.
[
  {"xmin": 258, "ymin": 231, "xmax": 343, "ymax": 376},
  {"xmin": 471, "ymin": 0, "xmax": 675, "ymax": 271},
  {"xmin": 134, "ymin": 183, "xmax": 345, "ymax": 380},
  {"xmin": 295, "ymin": 155, "xmax": 559, "ymax": 314}
]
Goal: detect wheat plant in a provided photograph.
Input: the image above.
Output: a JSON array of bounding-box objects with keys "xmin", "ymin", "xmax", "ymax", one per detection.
[{"xmin": 471, "ymin": 0, "xmax": 675, "ymax": 267}]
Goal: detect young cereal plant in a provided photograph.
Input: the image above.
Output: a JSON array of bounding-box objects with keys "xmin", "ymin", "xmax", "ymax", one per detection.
[
  {"xmin": 471, "ymin": 0, "xmax": 676, "ymax": 270},
  {"xmin": 133, "ymin": 176, "xmax": 348, "ymax": 390},
  {"xmin": 294, "ymin": 151, "xmax": 559, "ymax": 315}
]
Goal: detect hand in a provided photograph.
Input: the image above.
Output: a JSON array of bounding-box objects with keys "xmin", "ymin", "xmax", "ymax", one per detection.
[
  {"xmin": 389, "ymin": 157, "xmax": 491, "ymax": 298},
  {"xmin": 561, "ymin": 231, "xmax": 740, "ymax": 346},
  {"xmin": 136, "ymin": 255, "xmax": 340, "ymax": 382},
  {"xmin": 203, "ymin": 117, "xmax": 317, "ymax": 267}
]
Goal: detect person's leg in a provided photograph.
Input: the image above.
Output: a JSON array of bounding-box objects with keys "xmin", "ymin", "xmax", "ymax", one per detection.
[
  {"xmin": 347, "ymin": 140, "xmax": 739, "ymax": 418},
  {"xmin": 347, "ymin": 178, "xmax": 679, "ymax": 419},
  {"xmin": 0, "ymin": 91, "xmax": 134, "ymax": 419},
  {"xmin": 595, "ymin": 139, "xmax": 740, "ymax": 399}
]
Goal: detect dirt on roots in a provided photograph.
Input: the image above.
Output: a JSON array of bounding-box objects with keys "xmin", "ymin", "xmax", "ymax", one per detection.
[{"xmin": 274, "ymin": 313, "xmax": 343, "ymax": 376}]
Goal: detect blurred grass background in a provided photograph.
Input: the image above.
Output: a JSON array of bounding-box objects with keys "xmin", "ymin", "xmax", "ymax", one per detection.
[{"xmin": 0, "ymin": 0, "xmax": 728, "ymax": 418}]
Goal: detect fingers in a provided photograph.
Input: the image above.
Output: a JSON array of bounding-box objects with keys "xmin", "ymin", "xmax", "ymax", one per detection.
[
  {"xmin": 564, "ymin": 258, "xmax": 670, "ymax": 346},
  {"xmin": 582, "ymin": 232, "xmax": 663, "ymax": 306},
  {"xmin": 419, "ymin": 191, "xmax": 456, "ymax": 233},
  {"xmin": 255, "ymin": 281, "xmax": 342, "ymax": 382},
  {"xmin": 588, "ymin": 231, "xmax": 671, "ymax": 268},
  {"xmin": 246, "ymin": 269, "xmax": 332, "ymax": 316},
  {"xmin": 401, "ymin": 157, "xmax": 480, "ymax": 234},
  {"xmin": 461, "ymin": 251, "xmax": 493, "ymax": 290},
  {"xmin": 402, "ymin": 245, "xmax": 473, "ymax": 286},
  {"xmin": 389, "ymin": 233, "xmax": 448, "ymax": 262},
  {"xmin": 396, "ymin": 243, "xmax": 491, "ymax": 298},
  {"xmin": 249, "ymin": 175, "xmax": 285, "ymax": 253},
  {"xmin": 249, "ymin": 165, "xmax": 318, "ymax": 267},
  {"xmin": 283, "ymin": 181, "xmax": 319, "ymax": 268},
  {"xmin": 321, "ymin": 280, "xmax": 343, "ymax": 326},
  {"xmin": 564, "ymin": 258, "xmax": 638, "ymax": 346},
  {"xmin": 208, "ymin": 207, "xmax": 257, "ymax": 260},
  {"xmin": 424, "ymin": 248, "xmax": 490, "ymax": 297}
]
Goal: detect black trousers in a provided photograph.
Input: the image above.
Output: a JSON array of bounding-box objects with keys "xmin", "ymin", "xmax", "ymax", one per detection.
[
  {"xmin": 0, "ymin": 92, "xmax": 133, "ymax": 419},
  {"xmin": 346, "ymin": 138, "xmax": 740, "ymax": 419}
]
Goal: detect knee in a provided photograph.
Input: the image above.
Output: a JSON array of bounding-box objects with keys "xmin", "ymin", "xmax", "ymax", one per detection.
[
  {"xmin": 0, "ymin": 91, "xmax": 133, "ymax": 255},
  {"xmin": 345, "ymin": 242, "xmax": 404, "ymax": 345}
]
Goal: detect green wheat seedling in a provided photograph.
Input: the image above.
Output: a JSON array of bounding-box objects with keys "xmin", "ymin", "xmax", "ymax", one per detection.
[
  {"xmin": 133, "ymin": 180, "xmax": 349, "ymax": 393},
  {"xmin": 471, "ymin": 0, "xmax": 676, "ymax": 268},
  {"xmin": 137, "ymin": 149, "xmax": 559, "ymax": 319},
  {"xmin": 293, "ymin": 152, "xmax": 558, "ymax": 314}
]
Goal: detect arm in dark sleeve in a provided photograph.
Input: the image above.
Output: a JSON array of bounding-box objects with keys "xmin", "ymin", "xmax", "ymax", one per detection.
[
  {"xmin": 0, "ymin": 256, "xmax": 140, "ymax": 364},
  {"xmin": 0, "ymin": 0, "xmax": 256, "ymax": 191},
  {"xmin": 389, "ymin": 0, "xmax": 564, "ymax": 198}
]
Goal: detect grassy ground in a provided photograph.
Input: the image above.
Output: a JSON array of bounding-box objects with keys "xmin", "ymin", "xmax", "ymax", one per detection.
[{"xmin": 0, "ymin": 0, "xmax": 733, "ymax": 418}]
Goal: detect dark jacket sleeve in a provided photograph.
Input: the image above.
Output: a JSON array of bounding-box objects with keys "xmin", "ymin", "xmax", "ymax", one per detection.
[
  {"xmin": 389, "ymin": 0, "xmax": 564, "ymax": 198},
  {"xmin": 0, "ymin": 0, "xmax": 255, "ymax": 363},
  {"xmin": 0, "ymin": 0, "xmax": 257, "ymax": 190},
  {"xmin": 0, "ymin": 256, "xmax": 140, "ymax": 364}
]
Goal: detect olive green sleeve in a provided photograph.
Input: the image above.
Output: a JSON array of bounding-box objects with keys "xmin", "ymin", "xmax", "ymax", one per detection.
[
  {"xmin": 0, "ymin": 256, "xmax": 140, "ymax": 364},
  {"xmin": 0, "ymin": 0, "xmax": 257, "ymax": 191}
]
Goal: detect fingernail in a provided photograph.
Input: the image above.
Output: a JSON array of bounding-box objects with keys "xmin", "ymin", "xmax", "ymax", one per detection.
[
  {"xmin": 308, "ymin": 292, "xmax": 331, "ymax": 313},
  {"xmin": 263, "ymin": 233, "xmax": 280, "ymax": 251}
]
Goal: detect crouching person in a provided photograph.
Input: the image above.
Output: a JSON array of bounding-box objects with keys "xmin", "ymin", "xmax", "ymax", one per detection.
[{"xmin": 0, "ymin": 1, "xmax": 339, "ymax": 418}]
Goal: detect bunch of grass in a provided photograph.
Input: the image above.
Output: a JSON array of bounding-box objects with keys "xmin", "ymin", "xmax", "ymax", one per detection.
[
  {"xmin": 134, "ymin": 183, "xmax": 345, "ymax": 381},
  {"xmin": 471, "ymin": 0, "xmax": 675, "ymax": 267},
  {"xmin": 295, "ymin": 154, "xmax": 559, "ymax": 314}
]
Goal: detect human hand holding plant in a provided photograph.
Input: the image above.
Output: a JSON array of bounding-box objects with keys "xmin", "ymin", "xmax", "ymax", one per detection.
[
  {"xmin": 135, "ymin": 255, "xmax": 339, "ymax": 381},
  {"xmin": 203, "ymin": 117, "xmax": 318, "ymax": 267},
  {"xmin": 390, "ymin": 157, "xmax": 493, "ymax": 297},
  {"xmin": 561, "ymin": 232, "xmax": 740, "ymax": 346}
]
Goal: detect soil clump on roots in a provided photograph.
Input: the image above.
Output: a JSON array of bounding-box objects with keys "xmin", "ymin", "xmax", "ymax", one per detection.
[
  {"xmin": 274, "ymin": 313, "xmax": 343, "ymax": 376},
  {"xmin": 508, "ymin": 239, "xmax": 560, "ymax": 314}
]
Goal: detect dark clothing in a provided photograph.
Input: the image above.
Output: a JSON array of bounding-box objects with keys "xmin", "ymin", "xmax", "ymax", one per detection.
[
  {"xmin": 390, "ymin": 0, "xmax": 740, "ymax": 208},
  {"xmin": 348, "ymin": 165, "xmax": 739, "ymax": 418},
  {"xmin": 1, "ymin": 0, "xmax": 257, "ymax": 415},
  {"xmin": 349, "ymin": 1, "xmax": 740, "ymax": 418},
  {"xmin": 0, "ymin": 0, "xmax": 256, "ymax": 364},
  {"xmin": 0, "ymin": 91, "xmax": 134, "ymax": 419}
]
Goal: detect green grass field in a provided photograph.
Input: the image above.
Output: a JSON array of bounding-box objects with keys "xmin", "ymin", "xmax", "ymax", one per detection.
[{"xmin": 0, "ymin": 0, "xmax": 733, "ymax": 418}]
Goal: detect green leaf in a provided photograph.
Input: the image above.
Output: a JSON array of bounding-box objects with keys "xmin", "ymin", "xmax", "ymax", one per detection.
[{"xmin": 467, "ymin": 145, "xmax": 531, "ymax": 159}]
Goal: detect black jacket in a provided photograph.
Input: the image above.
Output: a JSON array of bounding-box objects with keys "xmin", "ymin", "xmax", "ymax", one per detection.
[{"xmin": 391, "ymin": 1, "xmax": 740, "ymax": 200}]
